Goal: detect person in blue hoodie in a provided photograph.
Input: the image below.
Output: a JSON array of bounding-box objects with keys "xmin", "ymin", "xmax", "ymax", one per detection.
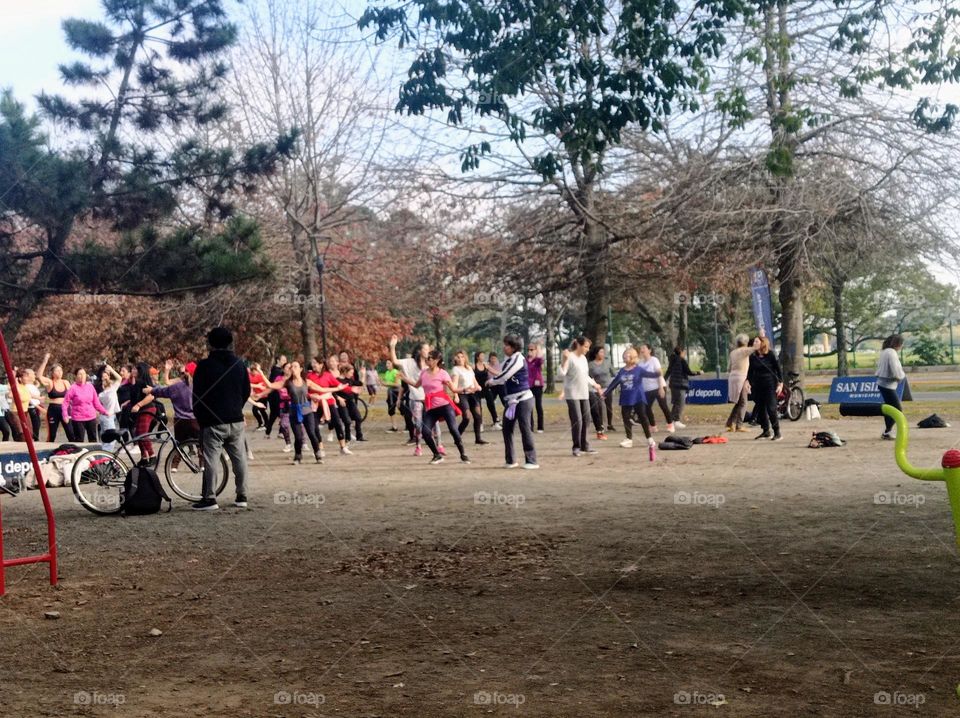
[{"xmin": 602, "ymin": 347, "xmax": 663, "ymax": 449}]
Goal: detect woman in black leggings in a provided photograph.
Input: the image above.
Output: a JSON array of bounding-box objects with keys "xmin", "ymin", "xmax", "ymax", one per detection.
[
  {"xmin": 452, "ymin": 350, "xmax": 486, "ymax": 445},
  {"xmin": 637, "ymin": 344, "xmax": 673, "ymax": 432},
  {"xmin": 266, "ymin": 362, "xmax": 328, "ymax": 464},
  {"xmin": 473, "ymin": 352, "xmax": 498, "ymax": 426},
  {"xmin": 407, "ymin": 350, "xmax": 469, "ymax": 464}
]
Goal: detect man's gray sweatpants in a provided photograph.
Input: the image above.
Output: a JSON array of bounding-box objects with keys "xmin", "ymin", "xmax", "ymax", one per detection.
[{"xmin": 201, "ymin": 422, "xmax": 248, "ymax": 500}]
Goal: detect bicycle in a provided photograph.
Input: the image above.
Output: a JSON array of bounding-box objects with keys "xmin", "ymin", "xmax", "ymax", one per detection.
[
  {"xmin": 71, "ymin": 412, "xmax": 229, "ymax": 515},
  {"xmin": 777, "ymin": 371, "xmax": 805, "ymax": 422}
]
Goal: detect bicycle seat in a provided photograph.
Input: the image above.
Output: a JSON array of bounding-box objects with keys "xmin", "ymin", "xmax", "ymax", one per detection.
[
  {"xmin": 787, "ymin": 371, "xmax": 800, "ymax": 379},
  {"xmin": 101, "ymin": 429, "xmax": 132, "ymax": 444}
]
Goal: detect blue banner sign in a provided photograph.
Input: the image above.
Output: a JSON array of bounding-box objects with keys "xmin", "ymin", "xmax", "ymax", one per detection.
[
  {"xmin": 828, "ymin": 377, "xmax": 907, "ymax": 404},
  {"xmin": 749, "ymin": 267, "xmax": 776, "ymax": 343},
  {"xmin": 686, "ymin": 379, "xmax": 729, "ymax": 404}
]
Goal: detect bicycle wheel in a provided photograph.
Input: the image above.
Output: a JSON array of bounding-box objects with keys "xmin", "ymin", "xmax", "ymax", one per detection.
[
  {"xmin": 163, "ymin": 438, "xmax": 229, "ymax": 502},
  {"xmin": 357, "ymin": 398, "xmax": 369, "ymax": 423},
  {"xmin": 787, "ymin": 386, "xmax": 805, "ymax": 421},
  {"xmin": 71, "ymin": 450, "xmax": 128, "ymax": 515}
]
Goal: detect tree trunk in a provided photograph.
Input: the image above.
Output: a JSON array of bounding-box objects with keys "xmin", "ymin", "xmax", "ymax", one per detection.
[
  {"xmin": 544, "ymin": 303, "xmax": 556, "ymax": 393},
  {"xmin": 582, "ymin": 219, "xmax": 610, "ymax": 344},
  {"xmin": 299, "ymin": 287, "xmax": 318, "ymax": 363},
  {"xmin": 777, "ymin": 237, "xmax": 804, "ymax": 377},
  {"xmin": 290, "ymin": 227, "xmax": 318, "ymax": 362},
  {"xmin": 677, "ymin": 304, "xmax": 688, "ymax": 351},
  {"xmin": 831, "ymin": 279, "xmax": 848, "ymax": 377}
]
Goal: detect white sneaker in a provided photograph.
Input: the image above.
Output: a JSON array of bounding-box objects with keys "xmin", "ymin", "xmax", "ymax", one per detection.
[
  {"xmin": 674, "ymin": 421, "xmax": 686, "ymax": 429},
  {"xmin": 170, "ymin": 467, "xmax": 179, "ymax": 473},
  {"xmin": 522, "ymin": 463, "xmax": 539, "ymax": 470},
  {"xmin": 282, "ymin": 444, "xmax": 292, "ymax": 453},
  {"xmin": 648, "ymin": 437, "xmax": 657, "ymax": 447},
  {"xmin": 536, "ymin": 429, "xmax": 544, "ymax": 434},
  {"xmin": 666, "ymin": 423, "xmax": 675, "ymax": 433},
  {"xmin": 493, "ymin": 421, "xmax": 502, "ymax": 430},
  {"xmin": 247, "ymin": 451, "xmax": 255, "ymax": 461},
  {"xmin": 504, "ymin": 462, "xmax": 519, "ymax": 469},
  {"xmin": 340, "ymin": 446, "xmax": 353, "ymax": 455},
  {"xmin": 619, "ymin": 439, "xmax": 633, "ymax": 448},
  {"xmin": 327, "ymin": 432, "xmax": 335, "ymax": 443}
]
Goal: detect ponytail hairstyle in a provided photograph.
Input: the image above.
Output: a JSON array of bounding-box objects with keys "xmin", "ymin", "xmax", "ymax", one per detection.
[
  {"xmin": 571, "ymin": 335, "xmax": 590, "ymax": 351},
  {"xmin": 427, "ymin": 349, "xmax": 444, "ymax": 368},
  {"xmin": 883, "ymin": 334, "xmax": 904, "ymax": 351}
]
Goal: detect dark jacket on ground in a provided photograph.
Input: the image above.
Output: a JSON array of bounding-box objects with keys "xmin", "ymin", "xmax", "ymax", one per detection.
[
  {"xmin": 192, "ymin": 349, "xmax": 251, "ymax": 427},
  {"xmin": 747, "ymin": 352, "xmax": 782, "ymax": 389},
  {"xmin": 665, "ymin": 355, "xmax": 698, "ymax": 389}
]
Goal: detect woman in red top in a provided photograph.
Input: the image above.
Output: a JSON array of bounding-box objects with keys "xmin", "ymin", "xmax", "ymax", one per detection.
[
  {"xmin": 405, "ymin": 350, "xmax": 469, "ymax": 465},
  {"xmin": 248, "ymin": 363, "xmax": 270, "ymax": 430},
  {"xmin": 314, "ymin": 356, "xmax": 353, "ymax": 456}
]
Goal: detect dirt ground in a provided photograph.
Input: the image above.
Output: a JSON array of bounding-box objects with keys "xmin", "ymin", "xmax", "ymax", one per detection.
[{"xmin": 1, "ymin": 403, "xmax": 959, "ymax": 717}]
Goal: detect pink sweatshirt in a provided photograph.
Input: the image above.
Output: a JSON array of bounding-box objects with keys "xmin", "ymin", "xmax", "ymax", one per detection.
[{"xmin": 63, "ymin": 382, "xmax": 107, "ymax": 422}]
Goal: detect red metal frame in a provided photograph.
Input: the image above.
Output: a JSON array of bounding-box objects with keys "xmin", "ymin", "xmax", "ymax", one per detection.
[{"xmin": 0, "ymin": 329, "xmax": 58, "ymax": 595}]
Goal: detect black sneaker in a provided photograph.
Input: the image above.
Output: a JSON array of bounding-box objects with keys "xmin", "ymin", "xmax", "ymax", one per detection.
[
  {"xmin": 607, "ymin": 425, "xmax": 617, "ymax": 432},
  {"xmin": 771, "ymin": 434, "xmax": 783, "ymax": 442},
  {"xmin": 192, "ymin": 498, "xmax": 219, "ymax": 511},
  {"xmin": 460, "ymin": 454, "xmax": 471, "ymax": 464},
  {"xmin": 755, "ymin": 432, "xmax": 771, "ymax": 440},
  {"xmin": 881, "ymin": 432, "xmax": 894, "ymax": 441},
  {"xmin": 356, "ymin": 437, "xmax": 368, "ymax": 442},
  {"xmin": 314, "ymin": 452, "xmax": 323, "ymax": 464},
  {"xmin": 430, "ymin": 455, "xmax": 445, "ymax": 464},
  {"xmin": 475, "ymin": 439, "xmax": 490, "ymax": 445},
  {"xmin": 404, "ymin": 438, "xmax": 416, "ymax": 446},
  {"xmin": 235, "ymin": 495, "xmax": 248, "ymax": 508}
]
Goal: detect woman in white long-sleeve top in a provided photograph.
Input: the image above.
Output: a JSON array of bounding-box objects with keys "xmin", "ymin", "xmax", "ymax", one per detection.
[
  {"xmin": 559, "ymin": 336, "xmax": 603, "ymax": 456},
  {"xmin": 877, "ymin": 334, "xmax": 907, "ymax": 440}
]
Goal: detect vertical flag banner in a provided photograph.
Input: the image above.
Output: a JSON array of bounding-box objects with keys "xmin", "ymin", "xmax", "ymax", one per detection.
[{"xmin": 750, "ymin": 268, "xmax": 775, "ymax": 341}]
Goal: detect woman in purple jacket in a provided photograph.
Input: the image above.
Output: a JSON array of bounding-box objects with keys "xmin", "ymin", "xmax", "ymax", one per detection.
[{"xmin": 526, "ymin": 343, "xmax": 545, "ymax": 433}]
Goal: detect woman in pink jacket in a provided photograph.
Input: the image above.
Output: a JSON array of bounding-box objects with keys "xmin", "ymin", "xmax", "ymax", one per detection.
[{"xmin": 63, "ymin": 368, "xmax": 109, "ymax": 442}]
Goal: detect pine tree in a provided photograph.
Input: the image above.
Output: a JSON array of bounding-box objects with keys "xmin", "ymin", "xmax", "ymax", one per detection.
[{"xmin": 0, "ymin": 0, "xmax": 296, "ymax": 340}]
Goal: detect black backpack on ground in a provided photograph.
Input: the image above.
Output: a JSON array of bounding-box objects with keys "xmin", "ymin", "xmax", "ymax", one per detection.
[
  {"xmin": 658, "ymin": 435, "xmax": 694, "ymax": 450},
  {"xmin": 808, "ymin": 430, "xmax": 845, "ymax": 448},
  {"xmin": 122, "ymin": 462, "xmax": 172, "ymax": 515},
  {"xmin": 918, "ymin": 414, "xmax": 950, "ymax": 429}
]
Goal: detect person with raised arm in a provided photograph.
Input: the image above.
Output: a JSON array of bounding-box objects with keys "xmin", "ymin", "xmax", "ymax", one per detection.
[
  {"xmin": 389, "ymin": 335, "xmax": 436, "ymax": 457},
  {"xmin": 725, "ymin": 335, "xmax": 759, "ymax": 432},
  {"xmin": 37, "ymin": 353, "xmax": 72, "ymax": 442},
  {"xmin": 603, "ymin": 347, "xmax": 664, "ymax": 450},
  {"xmin": 145, "ymin": 360, "xmax": 198, "ymax": 470}
]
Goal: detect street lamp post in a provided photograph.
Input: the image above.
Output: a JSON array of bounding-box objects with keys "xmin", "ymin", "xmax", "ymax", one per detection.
[{"xmin": 713, "ymin": 302, "xmax": 721, "ymax": 379}]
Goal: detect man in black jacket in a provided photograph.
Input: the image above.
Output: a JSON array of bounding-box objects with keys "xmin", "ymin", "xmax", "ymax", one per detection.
[{"xmin": 191, "ymin": 326, "xmax": 251, "ymax": 510}]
